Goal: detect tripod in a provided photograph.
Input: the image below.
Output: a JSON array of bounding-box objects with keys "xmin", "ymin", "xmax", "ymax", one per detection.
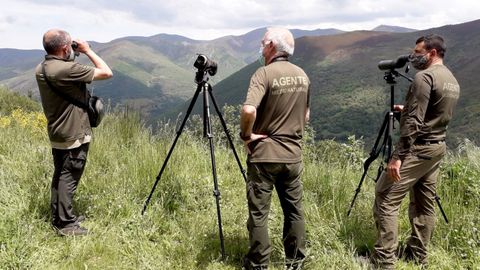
[
  {"xmin": 142, "ymin": 69, "xmax": 248, "ymax": 259},
  {"xmin": 346, "ymin": 69, "xmax": 449, "ymax": 224}
]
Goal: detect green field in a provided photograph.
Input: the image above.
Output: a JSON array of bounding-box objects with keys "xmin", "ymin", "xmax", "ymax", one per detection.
[{"xmin": 1, "ymin": 89, "xmax": 479, "ymax": 269}]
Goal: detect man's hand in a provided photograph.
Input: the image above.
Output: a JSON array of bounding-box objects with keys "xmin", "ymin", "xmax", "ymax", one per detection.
[
  {"xmin": 393, "ymin": 104, "xmax": 404, "ymax": 112},
  {"xmin": 73, "ymin": 39, "xmax": 91, "ymax": 54},
  {"xmin": 242, "ymin": 133, "xmax": 268, "ymax": 154},
  {"xmin": 387, "ymin": 158, "xmax": 402, "ymax": 182}
]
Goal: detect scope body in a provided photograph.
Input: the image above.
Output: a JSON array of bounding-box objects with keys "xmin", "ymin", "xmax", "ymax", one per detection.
[{"xmin": 378, "ymin": 55, "xmax": 410, "ymax": 70}]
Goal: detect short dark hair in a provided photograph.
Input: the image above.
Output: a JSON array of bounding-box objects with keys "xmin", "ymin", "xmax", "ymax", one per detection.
[
  {"xmin": 416, "ymin": 34, "xmax": 446, "ymax": 58},
  {"xmin": 43, "ymin": 30, "xmax": 70, "ymax": 54}
]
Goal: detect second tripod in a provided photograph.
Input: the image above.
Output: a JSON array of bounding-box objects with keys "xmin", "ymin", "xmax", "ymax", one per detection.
[{"xmin": 347, "ymin": 70, "xmax": 402, "ymax": 217}]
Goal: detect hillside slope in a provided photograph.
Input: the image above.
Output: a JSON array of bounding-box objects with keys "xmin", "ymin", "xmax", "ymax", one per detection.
[
  {"xmin": 0, "ymin": 27, "xmax": 342, "ymax": 118},
  {"xmin": 211, "ymin": 20, "xmax": 480, "ymax": 145}
]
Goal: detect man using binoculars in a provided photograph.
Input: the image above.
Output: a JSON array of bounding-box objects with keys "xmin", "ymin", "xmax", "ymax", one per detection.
[{"xmin": 35, "ymin": 29, "xmax": 112, "ymax": 236}]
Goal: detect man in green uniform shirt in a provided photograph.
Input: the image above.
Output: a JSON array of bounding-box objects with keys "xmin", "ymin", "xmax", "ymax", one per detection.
[
  {"xmin": 35, "ymin": 29, "xmax": 112, "ymax": 236},
  {"xmin": 371, "ymin": 34, "xmax": 460, "ymax": 269},
  {"xmin": 240, "ymin": 27, "xmax": 310, "ymax": 270}
]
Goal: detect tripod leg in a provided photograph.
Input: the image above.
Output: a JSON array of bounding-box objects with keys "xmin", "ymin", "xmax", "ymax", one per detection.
[
  {"xmin": 207, "ymin": 86, "xmax": 248, "ymax": 182},
  {"xmin": 385, "ymin": 111, "xmax": 395, "ymax": 162},
  {"xmin": 370, "ymin": 113, "xmax": 390, "ymax": 162},
  {"xmin": 203, "ymin": 84, "xmax": 226, "ymax": 259},
  {"xmin": 142, "ymin": 85, "xmax": 202, "ymax": 215},
  {"xmin": 347, "ymin": 113, "xmax": 389, "ymax": 216},
  {"xmin": 435, "ymin": 194, "xmax": 449, "ymax": 224},
  {"xmin": 347, "ymin": 169, "xmax": 370, "ymax": 216}
]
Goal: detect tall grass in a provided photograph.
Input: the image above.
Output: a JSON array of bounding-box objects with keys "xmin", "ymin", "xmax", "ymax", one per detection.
[{"xmin": 0, "ymin": 89, "xmax": 479, "ymax": 269}]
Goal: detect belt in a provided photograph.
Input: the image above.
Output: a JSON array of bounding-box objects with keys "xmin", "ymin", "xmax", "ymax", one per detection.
[{"xmin": 414, "ymin": 139, "xmax": 445, "ymax": 145}]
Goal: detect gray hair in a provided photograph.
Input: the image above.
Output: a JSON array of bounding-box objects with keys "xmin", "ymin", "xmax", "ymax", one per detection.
[
  {"xmin": 265, "ymin": 27, "xmax": 295, "ymax": 56},
  {"xmin": 43, "ymin": 29, "xmax": 71, "ymax": 54}
]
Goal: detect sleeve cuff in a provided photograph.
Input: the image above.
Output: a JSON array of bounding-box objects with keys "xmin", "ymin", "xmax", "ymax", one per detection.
[{"xmin": 239, "ymin": 132, "xmax": 251, "ymax": 141}]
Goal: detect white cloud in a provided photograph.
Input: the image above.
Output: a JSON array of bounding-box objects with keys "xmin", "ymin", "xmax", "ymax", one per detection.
[{"xmin": 0, "ymin": 0, "xmax": 478, "ymax": 49}]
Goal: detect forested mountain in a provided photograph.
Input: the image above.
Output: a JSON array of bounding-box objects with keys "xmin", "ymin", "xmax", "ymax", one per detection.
[
  {"xmin": 1, "ymin": 21, "xmax": 478, "ymax": 145},
  {"xmin": 210, "ymin": 20, "xmax": 480, "ymax": 145},
  {"xmin": 0, "ymin": 27, "xmax": 341, "ymax": 118}
]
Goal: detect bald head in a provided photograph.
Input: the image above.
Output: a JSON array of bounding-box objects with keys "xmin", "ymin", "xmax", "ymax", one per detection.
[
  {"xmin": 265, "ymin": 27, "xmax": 295, "ymax": 56},
  {"xmin": 43, "ymin": 29, "xmax": 71, "ymax": 54}
]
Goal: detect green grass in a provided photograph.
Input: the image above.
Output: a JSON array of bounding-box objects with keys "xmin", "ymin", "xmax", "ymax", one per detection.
[{"xmin": 1, "ymin": 89, "xmax": 479, "ymax": 269}]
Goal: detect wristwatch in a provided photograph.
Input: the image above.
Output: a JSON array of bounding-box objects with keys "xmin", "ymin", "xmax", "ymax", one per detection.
[{"xmin": 239, "ymin": 132, "xmax": 251, "ymax": 141}]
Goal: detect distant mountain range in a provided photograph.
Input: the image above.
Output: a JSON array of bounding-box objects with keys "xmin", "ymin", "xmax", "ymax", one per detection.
[
  {"xmin": 0, "ymin": 26, "xmax": 344, "ymax": 118},
  {"xmin": 1, "ymin": 21, "xmax": 478, "ymax": 145}
]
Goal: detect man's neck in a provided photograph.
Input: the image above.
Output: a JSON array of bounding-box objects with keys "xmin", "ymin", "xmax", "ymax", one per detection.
[
  {"xmin": 266, "ymin": 53, "xmax": 288, "ymax": 65},
  {"xmin": 48, "ymin": 50, "xmax": 65, "ymax": 59},
  {"xmin": 431, "ymin": 57, "xmax": 443, "ymax": 66}
]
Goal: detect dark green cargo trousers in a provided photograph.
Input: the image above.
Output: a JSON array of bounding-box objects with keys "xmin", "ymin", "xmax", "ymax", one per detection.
[
  {"xmin": 51, "ymin": 143, "xmax": 89, "ymax": 228},
  {"xmin": 372, "ymin": 142, "xmax": 446, "ymax": 269},
  {"xmin": 245, "ymin": 162, "xmax": 306, "ymax": 268}
]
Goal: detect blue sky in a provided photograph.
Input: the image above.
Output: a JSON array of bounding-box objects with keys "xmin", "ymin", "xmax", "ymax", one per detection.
[{"xmin": 1, "ymin": 0, "xmax": 479, "ymax": 49}]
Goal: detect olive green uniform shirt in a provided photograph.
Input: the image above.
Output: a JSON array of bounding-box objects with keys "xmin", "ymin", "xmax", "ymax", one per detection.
[
  {"xmin": 244, "ymin": 60, "xmax": 310, "ymax": 163},
  {"xmin": 35, "ymin": 55, "xmax": 95, "ymax": 144},
  {"xmin": 393, "ymin": 64, "xmax": 460, "ymax": 160}
]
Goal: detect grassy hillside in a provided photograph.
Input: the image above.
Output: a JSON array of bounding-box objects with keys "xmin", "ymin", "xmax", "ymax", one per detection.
[{"xmin": 1, "ymin": 88, "xmax": 479, "ymax": 269}]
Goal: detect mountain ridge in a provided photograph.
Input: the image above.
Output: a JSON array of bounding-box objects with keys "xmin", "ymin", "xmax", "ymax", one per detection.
[
  {"xmin": 1, "ymin": 21, "xmax": 478, "ymax": 144},
  {"xmin": 209, "ymin": 19, "xmax": 480, "ymax": 145},
  {"xmin": 371, "ymin": 25, "xmax": 417, "ymax": 32},
  {"xmin": 0, "ymin": 26, "xmax": 349, "ymax": 117}
]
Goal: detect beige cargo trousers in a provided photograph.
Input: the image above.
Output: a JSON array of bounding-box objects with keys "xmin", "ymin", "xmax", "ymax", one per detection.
[{"xmin": 372, "ymin": 141, "xmax": 447, "ymax": 269}]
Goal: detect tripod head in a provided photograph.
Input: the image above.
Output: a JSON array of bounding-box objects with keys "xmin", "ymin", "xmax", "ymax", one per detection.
[
  {"xmin": 383, "ymin": 69, "xmax": 413, "ymax": 85},
  {"xmin": 195, "ymin": 70, "xmax": 210, "ymax": 84},
  {"xmin": 378, "ymin": 54, "xmax": 413, "ymax": 85},
  {"xmin": 379, "ymin": 56, "xmax": 413, "ymax": 112}
]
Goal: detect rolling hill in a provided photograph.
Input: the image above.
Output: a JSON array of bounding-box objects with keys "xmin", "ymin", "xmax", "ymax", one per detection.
[
  {"xmin": 210, "ymin": 20, "xmax": 480, "ymax": 145},
  {"xmin": 0, "ymin": 27, "xmax": 342, "ymax": 118},
  {"xmin": 1, "ymin": 21, "xmax": 478, "ymax": 145}
]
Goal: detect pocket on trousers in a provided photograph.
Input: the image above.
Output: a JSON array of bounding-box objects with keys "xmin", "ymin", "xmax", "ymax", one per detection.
[
  {"xmin": 375, "ymin": 171, "xmax": 394, "ymax": 194},
  {"xmin": 68, "ymin": 147, "xmax": 87, "ymax": 171}
]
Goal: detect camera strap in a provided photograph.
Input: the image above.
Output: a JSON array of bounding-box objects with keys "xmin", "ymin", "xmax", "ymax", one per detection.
[{"xmin": 41, "ymin": 60, "xmax": 88, "ymax": 110}]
